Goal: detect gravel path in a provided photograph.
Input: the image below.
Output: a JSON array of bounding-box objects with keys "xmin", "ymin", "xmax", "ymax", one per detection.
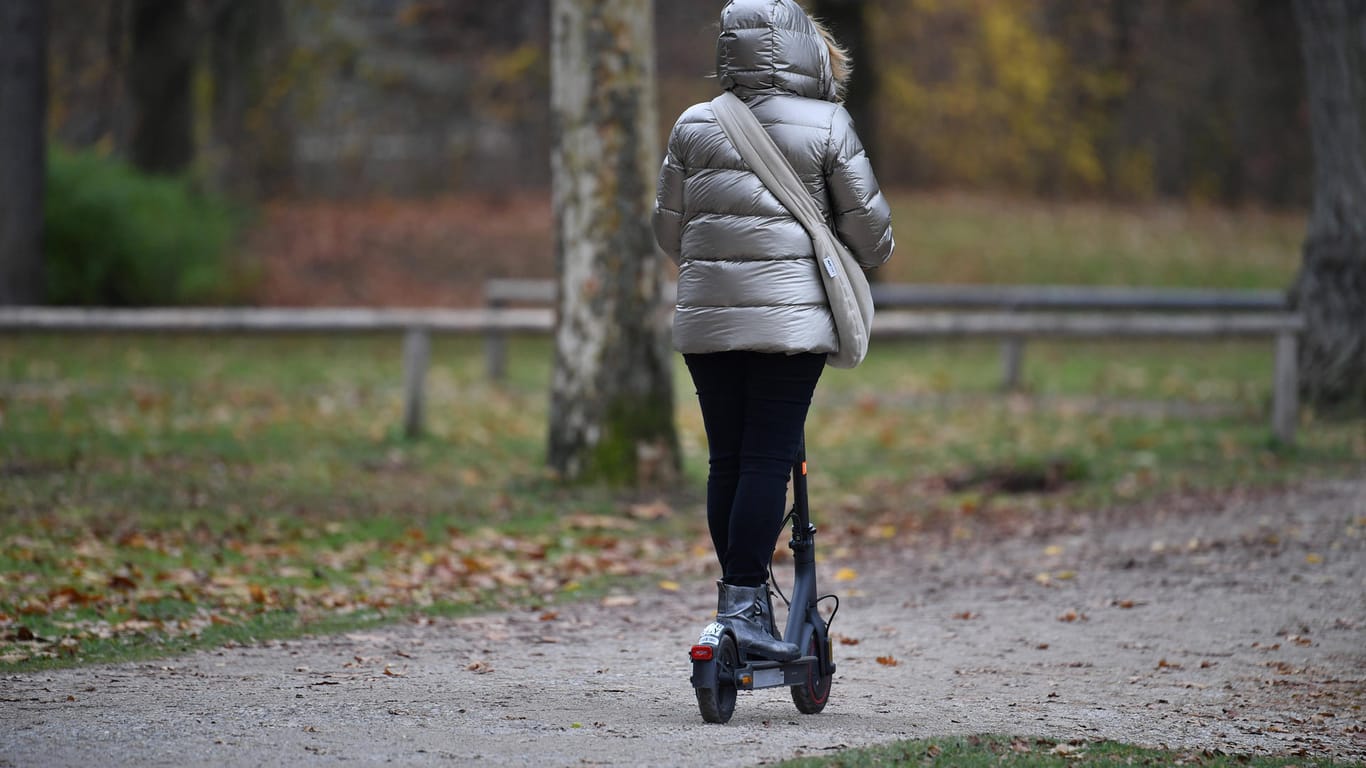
[{"xmin": 3, "ymin": 479, "xmax": 1363, "ymax": 767}]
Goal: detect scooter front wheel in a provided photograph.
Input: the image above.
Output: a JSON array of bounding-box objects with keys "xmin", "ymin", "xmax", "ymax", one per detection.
[
  {"xmin": 790, "ymin": 632, "xmax": 831, "ymax": 714},
  {"xmin": 695, "ymin": 633, "xmax": 739, "ymax": 724}
]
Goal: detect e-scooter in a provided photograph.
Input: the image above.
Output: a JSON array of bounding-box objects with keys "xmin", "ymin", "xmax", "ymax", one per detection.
[{"xmin": 689, "ymin": 437, "xmax": 838, "ymax": 724}]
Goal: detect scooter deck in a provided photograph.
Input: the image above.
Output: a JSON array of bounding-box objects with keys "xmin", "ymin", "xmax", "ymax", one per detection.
[{"xmin": 732, "ymin": 655, "xmax": 833, "ymax": 691}]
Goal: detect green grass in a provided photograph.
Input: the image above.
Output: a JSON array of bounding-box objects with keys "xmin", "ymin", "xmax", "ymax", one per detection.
[
  {"xmin": 775, "ymin": 734, "xmax": 1359, "ymax": 767},
  {"xmin": 881, "ymin": 192, "xmax": 1304, "ymax": 288}
]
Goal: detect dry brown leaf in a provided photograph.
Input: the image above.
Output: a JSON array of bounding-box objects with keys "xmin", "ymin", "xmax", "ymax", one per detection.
[
  {"xmin": 465, "ymin": 660, "xmax": 493, "ymax": 674},
  {"xmin": 627, "ymin": 501, "xmax": 673, "ymax": 520},
  {"xmin": 875, "ymin": 655, "xmax": 898, "ymax": 667},
  {"xmin": 108, "ymin": 575, "xmax": 138, "ymax": 591}
]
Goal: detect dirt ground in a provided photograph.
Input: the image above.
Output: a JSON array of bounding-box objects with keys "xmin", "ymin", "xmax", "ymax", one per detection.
[{"xmin": 2, "ymin": 479, "xmax": 1363, "ymax": 767}]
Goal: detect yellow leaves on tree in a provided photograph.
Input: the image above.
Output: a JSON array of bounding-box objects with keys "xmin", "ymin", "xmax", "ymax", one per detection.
[{"xmin": 871, "ymin": 0, "xmax": 1130, "ymax": 197}]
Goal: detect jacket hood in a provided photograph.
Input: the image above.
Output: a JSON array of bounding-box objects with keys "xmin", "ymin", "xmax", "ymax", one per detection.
[{"xmin": 716, "ymin": 0, "xmax": 836, "ymax": 102}]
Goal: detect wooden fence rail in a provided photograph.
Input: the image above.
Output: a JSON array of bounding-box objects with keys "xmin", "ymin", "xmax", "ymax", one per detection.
[
  {"xmin": 0, "ymin": 285, "xmax": 1304, "ymax": 443},
  {"xmin": 0, "ymin": 306, "xmax": 552, "ymax": 440},
  {"xmin": 483, "ymin": 279, "xmax": 1302, "ymax": 443}
]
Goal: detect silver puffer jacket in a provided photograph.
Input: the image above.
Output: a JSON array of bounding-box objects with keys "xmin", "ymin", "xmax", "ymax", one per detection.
[{"xmin": 653, "ymin": 0, "xmax": 894, "ymax": 356}]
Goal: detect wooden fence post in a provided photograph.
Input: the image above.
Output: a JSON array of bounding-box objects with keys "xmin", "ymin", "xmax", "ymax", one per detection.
[
  {"xmin": 1272, "ymin": 330, "xmax": 1299, "ymax": 445},
  {"xmin": 1000, "ymin": 338, "xmax": 1024, "ymax": 390},
  {"xmin": 485, "ymin": 295, "xmax": 507, "ymax": 381},
  {"xmin": 402, "ymin": 327, "xmax": 430, "ymax": 439}
]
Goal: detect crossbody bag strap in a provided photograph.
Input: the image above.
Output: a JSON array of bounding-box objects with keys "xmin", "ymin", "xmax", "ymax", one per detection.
[{"xmin": 710, "ymin": 91, "xmax": 834, "ymax": 257}]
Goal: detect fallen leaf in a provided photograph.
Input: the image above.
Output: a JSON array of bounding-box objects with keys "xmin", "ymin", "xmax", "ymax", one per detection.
[
  {"xmin": 952, "ymin": 611, "xmax": 978, "ymax": 620},
  {"xmin": 1157, "ymin": 658, "xmax": 1183, "ymax": 670},
  {"xmin": 837, "ymin": 636, "xmax": 860, "ymax": 646},
  {"xmin": 1057, "ymin": 610, "xmax": 1086, "ymax": 623},
  {"xmin": 834, "ymin": 568, "xmax": 858, "ymax": 582},
  {"xmin": 869, "ymin": 524, "xmax": 897, "ymax": 540},
  {"xmin": 657, "ymin": 580, "xmax": 680, "ymax": 592},
  {"xmin": 465, "ymin": 660, "xmax": 493, "ymax": 674},
  {"xmin": 627, "ymin": 501, "xmax": 672, "ymax": 520},
  {"xmin": 875, "ymin": 655, "xmax": 898, "ymax": 667},
  {"xmin": 1306, "ymin": 553, "xmax": 1323, "ymax": 565},
  {"xmin": 600, "ymin": 595, "xmax": 638, "ymax": 608}
]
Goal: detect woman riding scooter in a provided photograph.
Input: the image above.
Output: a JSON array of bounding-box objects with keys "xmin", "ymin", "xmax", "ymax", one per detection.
[{"xmin": 653, "ymin": 0, "xmax": 894, "ymax": 661}]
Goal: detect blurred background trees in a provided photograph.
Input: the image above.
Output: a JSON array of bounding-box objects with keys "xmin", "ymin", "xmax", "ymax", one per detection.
[{"xmin": 42, "ymin": 0, "xmax": 1311, "ymax": 205}]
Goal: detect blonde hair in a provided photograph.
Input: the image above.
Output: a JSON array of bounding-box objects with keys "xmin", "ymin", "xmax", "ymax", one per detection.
[{"xmin": 812, "ymin": 19, "xmax": 852, "ymax": 101}]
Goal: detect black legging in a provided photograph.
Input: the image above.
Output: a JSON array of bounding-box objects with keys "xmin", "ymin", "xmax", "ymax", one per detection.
[{"xmin": 684, "ymin": 351, "xmax": 825, "ymax": 587}]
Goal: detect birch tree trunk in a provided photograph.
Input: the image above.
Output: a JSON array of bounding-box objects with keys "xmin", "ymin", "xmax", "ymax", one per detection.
[
  {"xmin": 547, "ymin": 0, "xmax": 679, "ymax": 484},
  {"xmin": 1291, "ymin": 0, "xmax": 1366, "ymax": 414},
  {"xmin": 0, "ymin": 0, "xmax": 47, "ymax": 305}
]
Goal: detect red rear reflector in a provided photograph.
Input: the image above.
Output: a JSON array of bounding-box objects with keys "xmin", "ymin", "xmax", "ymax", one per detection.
[
  {"xmin": 801, "ymin": 461, "xmax": 807, "ymax": 476},
  {"xmin": 690, "ymin": 645, "xmax": 714, "ymax": 661}
]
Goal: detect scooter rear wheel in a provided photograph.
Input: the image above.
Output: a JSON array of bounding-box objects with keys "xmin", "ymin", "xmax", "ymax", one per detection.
[
  {"xmin": 790, "ymin": 633, "xmax": 831, "ymax": 714},
  {"xmin": 696, "ymin": 634, "xmax": 738, "ymax": 724}
]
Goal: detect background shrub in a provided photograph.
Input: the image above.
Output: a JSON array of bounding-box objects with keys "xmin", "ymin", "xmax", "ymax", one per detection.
[{"xmin": 45, "ymin": 149, "xmax": 253, "ymax": 306}]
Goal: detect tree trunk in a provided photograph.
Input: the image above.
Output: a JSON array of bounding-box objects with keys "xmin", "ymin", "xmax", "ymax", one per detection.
[
  {"xmin": 0, "ymin": 0, "xmax": 47, "ymax": 305},
  {"xmin": 208, "ymin": 0, "xmax": 285, "ymax": 197},
  {"xmin": 809, "ymin": 0, "xmax": 876, "ymax": 163},
  {"xmin": 129, "ymin": 0, "xmax": 194, "ymax": 174},
  {"xmin": 1291, "ymin": 0, "xmax": 1366, "ymax": 414},
  {"xmin": 547, "ymin": 0, "xmax": 679, "ymax": 485}
]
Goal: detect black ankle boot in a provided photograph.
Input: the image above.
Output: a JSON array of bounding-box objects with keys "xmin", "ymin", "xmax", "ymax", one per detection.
[{"xmin": 716, "ymin": 581, "xmax": 799, "ymax": 661}]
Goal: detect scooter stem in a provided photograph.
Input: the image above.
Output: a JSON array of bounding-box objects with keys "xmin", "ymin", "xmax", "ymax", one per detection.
[{"xmin": 783, "ymin": 437, "xmax": 819, "ymax": 645}]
